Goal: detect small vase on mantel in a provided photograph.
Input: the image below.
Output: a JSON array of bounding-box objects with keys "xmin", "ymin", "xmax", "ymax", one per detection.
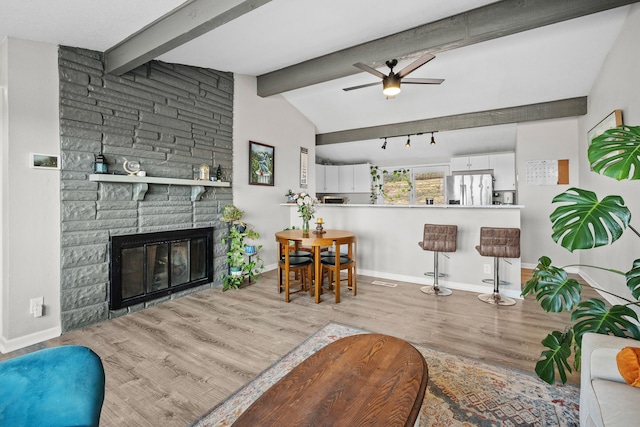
[{"xmin": 302, "ymin": 219, "xmax": 310, "ymax": 234}]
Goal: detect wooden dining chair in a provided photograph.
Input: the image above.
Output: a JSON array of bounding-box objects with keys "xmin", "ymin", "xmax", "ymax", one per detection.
[
  {"xmin": 277, "ymin": 237, "xmax": 313, "ymax": 302},
  {"xmin": 320, "ymin": 236, "xmax": 356, "ymax": 303}
]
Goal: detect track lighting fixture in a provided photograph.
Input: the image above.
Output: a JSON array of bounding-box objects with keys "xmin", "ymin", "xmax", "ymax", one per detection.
[{"xmin": 378, "ymin": 131, "xmax": 438, "ymax": 150}]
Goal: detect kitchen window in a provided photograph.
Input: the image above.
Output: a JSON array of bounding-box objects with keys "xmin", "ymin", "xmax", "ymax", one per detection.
[{"xmin": 379, "ymin": 165, "xmax": 449, "ymax": 205}]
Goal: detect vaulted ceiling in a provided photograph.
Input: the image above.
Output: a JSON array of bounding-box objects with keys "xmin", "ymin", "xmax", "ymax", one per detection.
[{"xmin": 1, "ymin": 0, "xmax": 635, "ymax": 166}]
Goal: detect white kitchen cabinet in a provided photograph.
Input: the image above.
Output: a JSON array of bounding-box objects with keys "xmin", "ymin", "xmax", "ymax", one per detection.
[
  {"xmin": 450, "ymin": 155, "xmax": 490, "ymax": 171},
  {"xmin": 352, "ymin": 163, "xmax": 372, "ymax": 192},
  {"xmin": 316, "ymin": 164, "xmax": 326, "ymax": 192},
  {"xmin": 338, "ymin": 165, "xmax": 354, "ymax": 193},
  {"xmin": 324, "ymin": 165, "xmax": 340, "ymax": 193},
  {"xmin": 317, "ymin": 163, "xmax": 371, "ymax": 193},
  {"xmin": 490, "ymin": 153, "xmax": 516, "ymax": 191}
]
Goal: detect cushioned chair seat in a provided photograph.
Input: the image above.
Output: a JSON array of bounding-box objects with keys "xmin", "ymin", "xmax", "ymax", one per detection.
[{"xmin": 0, "ymin": 345, "xmax": 105, "ymax": 427}]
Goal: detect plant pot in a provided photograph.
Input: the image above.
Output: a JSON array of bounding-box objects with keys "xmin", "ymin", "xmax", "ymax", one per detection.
[
  {"xmin": 230, "ymin": 266, "xmax": 242, "ymax": 277},
  {"xmin": 245, "ymin": 245, "xmax": 256, "ymax": 254},
  {"xmin": 234, "ymin": 224, "xmax": 247, "ymax": 233}
]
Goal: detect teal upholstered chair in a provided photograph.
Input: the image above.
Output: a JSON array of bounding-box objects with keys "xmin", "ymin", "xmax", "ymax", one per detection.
[{"xmin": 0, "ymin": 345, "xmax": 105, "ymax": 427}]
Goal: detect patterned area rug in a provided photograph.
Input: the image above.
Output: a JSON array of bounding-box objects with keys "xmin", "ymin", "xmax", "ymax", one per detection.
[{"xmin": 191, "ymin": 322, "xmax": 579, "ymax": 427}]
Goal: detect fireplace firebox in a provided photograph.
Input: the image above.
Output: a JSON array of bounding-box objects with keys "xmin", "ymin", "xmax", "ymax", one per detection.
[{"xmin": 109, "ymin": 228, "xmax": 214, "ymax": 310}]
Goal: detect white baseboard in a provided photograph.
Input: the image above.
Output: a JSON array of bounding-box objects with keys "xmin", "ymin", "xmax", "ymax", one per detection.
[
  {"xmin": 577, "ymin": 269, "xmax": 627, "ymax": 306},
  {"xmin": 358, "ymin": 268, "xmax": 523, "ymax": 299},
  {"xmin": 521, "ymin": 262, "xmax": 579, "ymax": 274},
  {"xmin": 0, "ymin": 326, "xmax": 61, "ymax": 354}
]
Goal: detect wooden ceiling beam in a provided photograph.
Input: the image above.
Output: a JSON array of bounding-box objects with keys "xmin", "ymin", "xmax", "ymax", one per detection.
[
  {"xmin": 257, "ymin": 0, "xmax": 638, "ymax": 97},
  {"xmin": 315, "ymin": 97, "xmax": 587, "ymax": 145},
  {"xmin": 105, "ymin": 0, "xmax": 272, "ymax": 75}
]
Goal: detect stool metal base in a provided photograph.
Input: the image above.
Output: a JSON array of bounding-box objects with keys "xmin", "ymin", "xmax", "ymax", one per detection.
[
  {"xmin": 482, "ymin": 278, "xmax": 510, "ymax": 285},
  {"xmin": 424, "ymin": 272, "xmax": 446, "ymax": 278},
  {"xmin": 478, "ymin": 292, "xmax": 516, "ymax": 306},
  {"xmin": 421, "ymin": 285, "xmax": 453, "ymax": 296}
]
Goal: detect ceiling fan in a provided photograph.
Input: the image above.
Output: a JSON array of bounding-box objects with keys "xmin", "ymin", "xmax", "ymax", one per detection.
[{"xmin": 343, "ymin": 53, "xmax": 444, "ymax": 98}]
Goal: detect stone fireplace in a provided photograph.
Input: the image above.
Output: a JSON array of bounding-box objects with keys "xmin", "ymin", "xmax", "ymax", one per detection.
[{"xmin": 59, "ymin": 46, "xmax": 233, "ymax": 333}]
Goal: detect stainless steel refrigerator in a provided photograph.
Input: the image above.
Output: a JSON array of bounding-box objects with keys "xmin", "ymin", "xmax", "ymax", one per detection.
[{"xmin": 445, "ymin": 174, "xmax": 493, "ymax": 205}]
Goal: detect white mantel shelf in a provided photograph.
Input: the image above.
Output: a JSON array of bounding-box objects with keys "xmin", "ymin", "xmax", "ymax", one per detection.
[{"xmin": 89, "ymin": 174, "xmax": 230, "ymax": 201}]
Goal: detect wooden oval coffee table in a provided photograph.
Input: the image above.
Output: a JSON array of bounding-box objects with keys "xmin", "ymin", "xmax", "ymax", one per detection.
[{"xmin": 232, "ymin": 333, "xmax": 428, "ymax": 427}]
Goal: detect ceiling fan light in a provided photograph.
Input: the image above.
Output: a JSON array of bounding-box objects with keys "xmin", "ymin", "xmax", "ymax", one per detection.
[{"xmin": 383, "ymin": 76, "xmax": 401, "ymax": 96}]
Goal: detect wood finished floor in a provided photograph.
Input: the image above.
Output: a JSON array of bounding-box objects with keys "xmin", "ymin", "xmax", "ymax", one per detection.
[{"xmin": 2, "ymin": 269, "xmax": 586, "ymax": 426}]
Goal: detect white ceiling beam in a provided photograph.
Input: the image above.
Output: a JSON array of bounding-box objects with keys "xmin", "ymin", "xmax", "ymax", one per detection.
[
  {"xmin": 258, "ymin": 0, "xmax": 638, "ymax": 97},
  {"xmin": 105, "ymin": 0, "xmax": 273, "ymax": 75},
  {"xmin": 316, "ymin": 97, "xmax": 587, "ymax": 145}
]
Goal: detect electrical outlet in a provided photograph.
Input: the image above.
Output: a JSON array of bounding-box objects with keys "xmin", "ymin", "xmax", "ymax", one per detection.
[
  {"xmin": 30, "ymin": 297, "xmax": 44, "ymax": 317},
  {"xmin": 483, "ymin": 264, "xmax": 491, "ymax": 274}
]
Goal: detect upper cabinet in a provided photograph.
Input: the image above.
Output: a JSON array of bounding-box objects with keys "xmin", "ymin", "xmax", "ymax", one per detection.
[
  {"xmin": 325, "ymin": 165, "xmax": 340, "ymax": 193},
  {"xmin": 352, "ymin": 164, "xmax": 372, "ymax": 192},
  {"xmin": 316, "ymin": 164, "xmax": 326, "ymax": 192},
  {"xmin": 450, "ymin": 152, "xmax": 516, "ymax": 191},
  {"xmin": 316, "ymin": 163, "xmax": 371, "ymax": 193},
  {"xmin": 490, "ymin": 153, "xmax": 516, "ymax": 191},
  {"xmin": 450, "ymin": 155, "xmax": 490, "ymax": 171}
]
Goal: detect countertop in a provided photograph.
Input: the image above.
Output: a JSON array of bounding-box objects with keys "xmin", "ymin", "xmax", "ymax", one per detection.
[{"xmin": 282, "ymin": 203, "xmax": 524, "ymax": 209}]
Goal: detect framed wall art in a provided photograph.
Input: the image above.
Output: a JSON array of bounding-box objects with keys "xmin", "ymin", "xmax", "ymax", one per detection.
[
  {"xmin": 30, "ymin": 153, "xmax": 60, "ymax": 170},
  {"xmin": 588, "ymin": 109, "xmax": 623, "ymax": 145},
  {"xmin": 300, "ymin": 147, "xmax": 308, "ymax": 188},
  {"xmin": 249, "ymin": 141, "xmax": 274, "ymax": 186}
]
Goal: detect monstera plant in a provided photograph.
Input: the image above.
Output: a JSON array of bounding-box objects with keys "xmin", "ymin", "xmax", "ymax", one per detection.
[{"xmin": 522, "ymin": 125, "xmax": 640, "ymax": 384}]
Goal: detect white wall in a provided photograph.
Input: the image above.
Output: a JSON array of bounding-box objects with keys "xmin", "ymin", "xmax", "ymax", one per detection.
[
  {"xmin": 233, "ymin": 75, "xmax": 317, "ymax": 269},
  {"xmin": 516, "ymin": 118, "xmax": 581, "ymax": 269},
  {"xmin": 0, "ymin": 38, "xmax": 61, "ymax": 353},
  {"xmin": 0, "ymin": 39, "xmax": 7, "ymax": 349},
  {"xmin": 577, "ymin": 5, "xmax": 640, "ymax": 302}
]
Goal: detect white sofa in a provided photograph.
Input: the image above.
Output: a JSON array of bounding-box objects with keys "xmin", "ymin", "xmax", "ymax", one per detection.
[{"xmin": 580, "ymin": 333, "xmax": 640, "ymax": 426}]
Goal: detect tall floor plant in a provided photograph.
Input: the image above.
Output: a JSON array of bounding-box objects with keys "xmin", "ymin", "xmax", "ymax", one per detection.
[{"xmin": 522, "ymin": 125, "xmax": 640, "ymax": 384}]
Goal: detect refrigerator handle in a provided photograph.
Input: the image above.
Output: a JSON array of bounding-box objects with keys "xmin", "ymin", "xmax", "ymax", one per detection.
[{"xmin": 460, "ymin": 183, "xmax": 466, "ymax": 205}]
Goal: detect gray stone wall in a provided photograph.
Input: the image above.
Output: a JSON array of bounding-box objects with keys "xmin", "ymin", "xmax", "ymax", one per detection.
[{"xmin": 59, "ymin": 46, "xmax": 233, "ymax": 333}]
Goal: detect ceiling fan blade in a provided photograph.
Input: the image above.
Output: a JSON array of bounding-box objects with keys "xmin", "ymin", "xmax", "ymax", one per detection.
[
  {"xmin": 396, "ymin": 53, "xmax": 435, "ymax": 79},
  {"xmin": 402, "ymin": 78, "xmax": 444, "ymax": 85},
  {"xmin": 353, "ymin": 62, "xmax": 387, "ymax": 79},
  {"xmin": 342, "ymin": 82, "xmax": 380, "ymax": 91}
]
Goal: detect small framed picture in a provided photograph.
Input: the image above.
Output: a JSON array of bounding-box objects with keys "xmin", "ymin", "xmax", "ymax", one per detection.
[
  {"xmin": 588, "ymin": 110, "xmax": 623, "ymax": 145},
  {"xmin": 30, "ymin": 153, "xmax": 60, "ymax": 170},
  {"xmin": 300, "ymin": 147, "xmax": 308, "ymax": 188},
  {"xmin": 249, "ymin": 141, "xmax": 274, "ymax": 186}
]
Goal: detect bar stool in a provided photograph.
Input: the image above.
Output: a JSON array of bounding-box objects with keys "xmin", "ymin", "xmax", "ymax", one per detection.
[
  {"xmin": 475, "ymin": 227, "xmax": 520, "ymax": 306},
  {"xmin": 418, "ymin": 224, "xmax": 457, "ymax": 296}
]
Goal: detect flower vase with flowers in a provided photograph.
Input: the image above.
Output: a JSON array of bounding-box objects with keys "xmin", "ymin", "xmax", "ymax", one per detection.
[{"xmin": 292, "ymin": 192, "xmax": 318, "ymax": 233}]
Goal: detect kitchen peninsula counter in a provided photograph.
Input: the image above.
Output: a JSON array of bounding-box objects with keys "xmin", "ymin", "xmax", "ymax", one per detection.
[{"xmin": 283, "ymin": 203, "xmax": 523, "ymax": 298}]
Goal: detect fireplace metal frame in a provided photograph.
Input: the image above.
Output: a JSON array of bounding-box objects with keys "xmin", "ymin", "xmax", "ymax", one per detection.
[{"xmin": 109, "ymin": 227, "xmax": 214, "ymax": 310}]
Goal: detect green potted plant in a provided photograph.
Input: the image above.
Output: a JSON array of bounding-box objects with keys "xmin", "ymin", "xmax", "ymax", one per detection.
[
  {"xmin": 523, "ymin": 125, "xmax": 640, "ymax": 384},
  {"xmin": 221, "ymin": 204, "xmax": 246, "ymax": 232},
  {"xmin": 220, "ymin": 205, "xmax": 264, "ymax": 290},
  {"xmin": 285, "ymin": 189, "xmax": 296, "ymax": 203}
]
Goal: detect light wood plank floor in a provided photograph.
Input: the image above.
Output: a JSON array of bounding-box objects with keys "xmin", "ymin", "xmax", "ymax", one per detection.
[{"xmin": 2, "ymin": 269, "xmax": 585, "ymax": 426}]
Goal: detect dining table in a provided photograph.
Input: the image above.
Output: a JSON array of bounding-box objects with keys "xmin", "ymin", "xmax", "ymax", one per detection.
[{"xmin": 274, "ymin": 229, "xmax": 356, "ymax": 303}]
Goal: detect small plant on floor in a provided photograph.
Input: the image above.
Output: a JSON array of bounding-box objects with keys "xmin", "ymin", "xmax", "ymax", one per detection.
[
  {"xmin": 522, "ymin": 125, "xmax": 640, "ymax": 384},
  {"xmin": 220, "ymin": 205, "xmax": 264, "ymax": 290}
]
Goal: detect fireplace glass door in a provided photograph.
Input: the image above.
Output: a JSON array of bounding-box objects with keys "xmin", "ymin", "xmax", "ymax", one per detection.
[{"xmin": 110, "ymin": 228, "xmax": 214, "ymax": 309}]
